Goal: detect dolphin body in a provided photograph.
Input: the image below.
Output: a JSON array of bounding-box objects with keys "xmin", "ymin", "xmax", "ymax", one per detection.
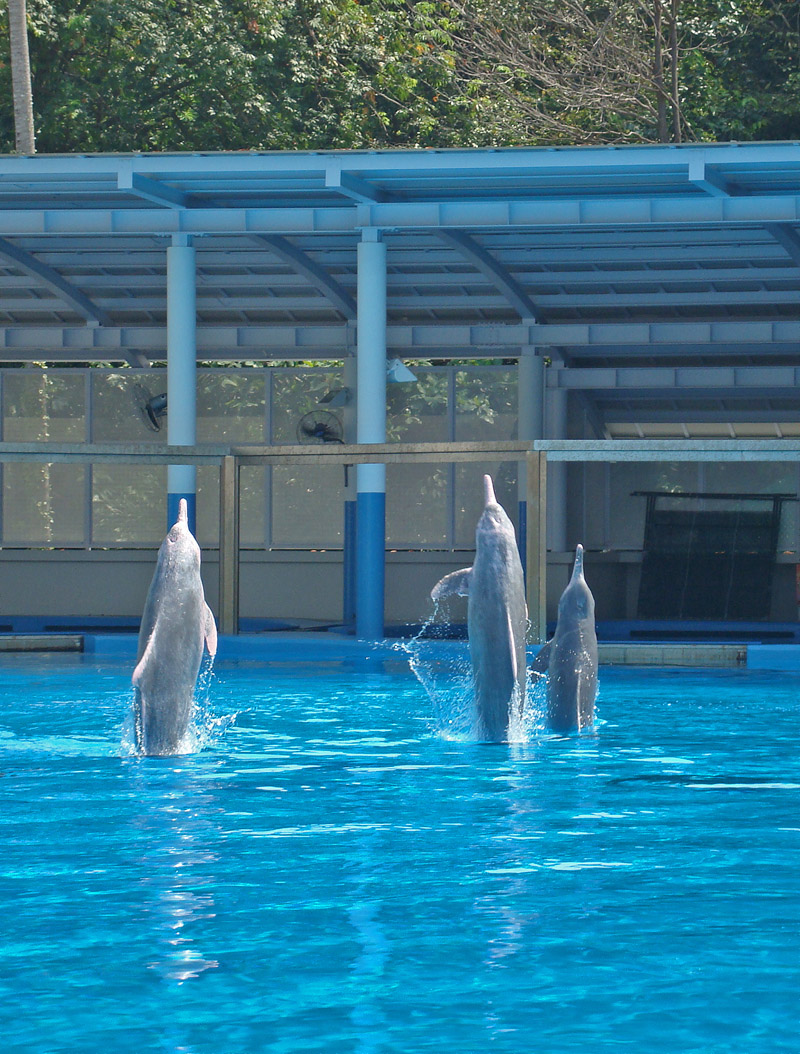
[
  {"xmin": 532, "ymin": 544, "xmax": 597, "ymax": 733},
  {"xmin": 132, "ymin": 498, "xmax": 218, "ymax": 756},
  {"xmin": 431, "ymin": 475, "xmax": 527, "ymax": 741}
]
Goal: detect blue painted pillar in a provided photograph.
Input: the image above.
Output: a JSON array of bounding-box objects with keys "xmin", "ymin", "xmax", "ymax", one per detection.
[
  {"xmin": 166, "ymin": 235, "xmax": 197, "ymax": 534},
  {"xmin": 356, "ymin": 230, "xmax": 387, "ymax": 640},
  {"xmin": 518, "ymin": 341, "xmax": 545, "ymax": 577},
  {"xmin": 342, "ymin": 347, "xmax": 357, "ymax": 627}
]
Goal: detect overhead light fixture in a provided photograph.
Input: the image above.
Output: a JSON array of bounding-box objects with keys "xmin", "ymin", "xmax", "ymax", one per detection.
[
  {"xmin": 319, "ymin": 387, "xmax": 351, "ymax": 407},
  {"xmin": 386, "ymin": 358, "xmax": 417, "ymax": 383}
]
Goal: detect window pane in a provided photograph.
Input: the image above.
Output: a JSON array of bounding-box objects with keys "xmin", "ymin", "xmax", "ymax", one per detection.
[
  {"xmin": 92, "ymin": 465, "xmax": 166, "ymax": 545},
  {"xmin": 271, "ymin": 466, "xmax": 343, "ymax": 548},
  {"xmin": 197, "ymin": 371, "xmax": 266, "ymax": 442},
  {"xmin": 386, "ymin": 369, "xmax": 450, "ymax": 547},
  {"xmin": 92, "ymin": 370, "xmax": 166, "ymax": 443},
  {"xmin": 4, "ymin": 371, "xmax": 86, "ymax": 441},
  {"xmin": 272, "ymin": 369, "xmax": 343, "ymax": 444},
  {"xmin": 3, "ymin": 463, "xmax": 86, "ymax": 545}
]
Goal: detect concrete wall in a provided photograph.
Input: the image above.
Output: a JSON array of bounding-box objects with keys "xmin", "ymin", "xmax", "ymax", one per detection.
[{"xmin": 0, "ymin": 547, "xmax": 795, "ymax": 629}]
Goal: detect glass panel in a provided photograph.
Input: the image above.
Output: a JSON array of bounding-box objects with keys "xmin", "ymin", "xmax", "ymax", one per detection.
[
  {"xmin": 703, "ymin": 461, "xmax": 799, "ymax": 553},
  {"xmin": 197, "ymin": 371, "xmax": 266, "ymax": 442},
  {"xmin": 3, "ymin": 463, "xmax": 86, "ymax": 545},
  {"xmin": 4, "ymin": 371, "xmax": 86, "ymax": 441},
  {"xmin": 582, "ymin": 464, "xmax": 608, "ymax": 549},
  {"xmin": 271, "ymin": 465, "xmax": 343, "ymax": 548},
  {"xmin": 92, "ymin": 370, "xmax": 167, "ymax": 442},
  {"xmin": 196, "ymin": 465, "xmax": 219, "ymax": 547},
  {"xmin": 454, "ymin": 368, "xmax": 518, "ymax": 547},
  {"xmin": 454, "ymin": 462, "xmax": 519, "ymax": 549},
  {"xmin": 194, "ymin": 465, "xmax": 267, "ymax": 548},
  {"xmin": 240, "ymin": 466, "xmax": 267, "ymax": 548},
  {"xmin": 454, "ymin": 368, "xmax": 517, "ymax": 442},
  {"xmin": 272, "ymin": 369, "xmax": 343, "ymax": 444},
  {"xmin": 386, "ymin": 369, "xmax": 450, "ymax": 547},
  {"xmin": 91, "ymin": 465, "xmax": 167, "ymax": 546},
  {"xmin": 608, "ymin": 462, "xmax": 700, "ymax": 550}
]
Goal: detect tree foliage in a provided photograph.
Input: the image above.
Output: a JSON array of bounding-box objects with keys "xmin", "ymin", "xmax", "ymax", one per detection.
[{"xmin": 2, "ymin": 0, "xmax": 800, "ymax": 152}]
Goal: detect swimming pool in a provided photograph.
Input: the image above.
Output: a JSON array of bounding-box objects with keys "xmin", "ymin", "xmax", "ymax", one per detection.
[{"xmin": 1, "ymin": 650, "xmax": 798, "ymax": 1053}]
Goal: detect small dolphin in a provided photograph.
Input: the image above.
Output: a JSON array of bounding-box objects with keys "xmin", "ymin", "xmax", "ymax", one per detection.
[
  {"xmin": 431, "ymin": 475, "xmax": 527, "ymax": 741},
  {"xmin": 133, "ymin": 498, "xmax": 218, "ymax": 756},
  {"xmin": 532, "ymin": 544, "xmax": 597, "ymax": 733}
]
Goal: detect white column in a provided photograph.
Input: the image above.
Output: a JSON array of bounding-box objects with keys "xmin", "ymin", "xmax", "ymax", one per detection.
[
  {"xmin": 167, "ymin": 235, "xmax": 197, "ymax": 532},
  {"xmin": 517, "ymin": 344, "xmax": 545, "ymax": 573},
  {"xmin": 356, "ymin": 230, "xmax": 387, "ymax": 640},
  {"xmin": 547, "ymin": 362, "xmax": 568, "ymax": 552}
]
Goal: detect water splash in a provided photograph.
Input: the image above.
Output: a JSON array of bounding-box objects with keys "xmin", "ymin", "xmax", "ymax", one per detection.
[
  {"xmin": 120, "ymin": 655, "xmax": 236, "ymax": 758},
  {"xmin": 398, "ymin": 603, "xmax": 551, "ymax": 744}
]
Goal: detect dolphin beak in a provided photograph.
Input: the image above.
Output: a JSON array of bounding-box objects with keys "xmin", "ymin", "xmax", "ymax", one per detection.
[
  {"xmin": 572, "ymin": 543, "xmax": 584, "ymax": 579},
  {"xmin": 483, "ymin": 474, "xmax": 497, "ymax": 506},
  {"xmin": 177, "ymin": 498, "xmax": 188, "ymax": 525}
]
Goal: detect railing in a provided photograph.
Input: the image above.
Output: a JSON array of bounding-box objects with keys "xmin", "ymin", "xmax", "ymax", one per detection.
[{"xmin": 1, "ymin": 437, "xmax": 798, "ymax": 640}]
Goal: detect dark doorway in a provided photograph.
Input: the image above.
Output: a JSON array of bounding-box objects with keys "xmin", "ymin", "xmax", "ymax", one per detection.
[{"xmin": 634, "ymin": 492, "xmax": 795, "ymax": 620}]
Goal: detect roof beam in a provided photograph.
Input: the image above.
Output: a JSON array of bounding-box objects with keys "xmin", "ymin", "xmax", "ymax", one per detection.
[
  {"xmin": 325, "ymin": 166, "xmax": 388, "ymax": 204},
  {"xmin": 8, "ymin": 192, "xmax": 800, "ymax": 237},
  {"xmin": 765, "ymin": 222, "xmax": 800, "ymax": 266},
  {"xmin": 438, "ymin": 230, "xmax": 539, "ymax": 320},
  {"xmin": 0, "ymin": 236, "xmax": 112, "ymax": 329},
  {"xmin": 118, "ymin": 167, "xmax": 190, "ymax": 209},
  {"xmin": 688, "ymin": 158, "xmax": 731, "ymax": 197},
  {"xmin": 257, "ymin": 235, "xmax": 356, "ymax": 319}
]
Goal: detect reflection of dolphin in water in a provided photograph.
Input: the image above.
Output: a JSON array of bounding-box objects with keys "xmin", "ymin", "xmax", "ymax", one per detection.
[
  {"xmin": 133, "ymin": 498, "xmax": 217, "ymax": 756},
  {"xmin": 431, "ymin": 475, "xmax": 527, "ymax": 742},
  {"xmin": 532, "ymin": 544, "xmax": 597, "ymax": 733}
]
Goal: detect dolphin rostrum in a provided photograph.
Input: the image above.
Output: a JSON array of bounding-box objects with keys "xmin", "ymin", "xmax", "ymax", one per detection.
[
  {"xmin": 532, "ymin": 544, "xmax": 597, "ymax": 733},
  {"xmin": 132, "ymin": 498, "xmax": 218, "ymax": 756},
  {"xmin": 431, "ymin": 474, "xmax": 527, "ymax": 741}
]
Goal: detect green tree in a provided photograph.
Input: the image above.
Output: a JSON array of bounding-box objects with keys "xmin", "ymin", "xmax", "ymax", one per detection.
[{"xmin": 0, "ymin": 0, "xmax": 475, "ymax": 152}]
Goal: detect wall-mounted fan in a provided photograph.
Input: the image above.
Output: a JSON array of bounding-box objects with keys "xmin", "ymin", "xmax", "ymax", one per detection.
[
  {"xmin": 131, "ymin": 382, "xmax": 168, "ymax": 432},
  {"xmin": 296, "ymin": 410, "xmax": 344, "ymax": 444}
]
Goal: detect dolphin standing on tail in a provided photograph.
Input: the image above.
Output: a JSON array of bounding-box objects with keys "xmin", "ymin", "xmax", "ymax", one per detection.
[
  {"xmin": 132, "ymin": 498, "xmax": 218, "ymax": 756},
  {"xmin": 431, "ymin": 475, "xmax": 527, "ymax": 741},
  {"xmin": 532, "ymin": 544, "xmax": 597, "ymax": 733}
]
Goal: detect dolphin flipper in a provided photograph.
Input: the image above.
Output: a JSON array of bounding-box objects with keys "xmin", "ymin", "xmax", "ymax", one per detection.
[
  {"xmin": 132, "ymin": 620, "xmax": 160, "ymax": 687},
  {"xmin": 204, "ymin": 603, "xmax": 218, "ymax": 657},
  {"xmin": 431, "ymin": 568, "xmax": 472, "ymax": 601},
  {"xmin": 530, "ymin": 639, "xmax": 552, "ymax": 674}
]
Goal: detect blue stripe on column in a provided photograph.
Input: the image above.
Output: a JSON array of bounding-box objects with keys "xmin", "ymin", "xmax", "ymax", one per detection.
[
  {"xmin": 518, "ymin": 499, "xmax": 527, "ymax": 582},
  {"xmin": 343, "ymin": 499, "xmax": 357, "ymax": 627},
  {"xmin": 356, "ymin": 491, "xmax": 385, "ymax": 640},
  {"xmin": 167, "ymin": 492, "xmax": 197, "ymax": 536}
]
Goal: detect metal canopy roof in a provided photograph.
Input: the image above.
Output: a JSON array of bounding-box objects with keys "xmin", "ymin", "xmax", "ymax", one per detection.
[{"xmin": 2, "ymin": 141, "xmax": 800, "ymax": 436}]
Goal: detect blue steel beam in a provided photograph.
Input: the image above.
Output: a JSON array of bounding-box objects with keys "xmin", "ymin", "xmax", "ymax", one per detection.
[
  {"xmin": 437, "ymin": 230, "xmax": 539, "ymax": 320},
  {"xmin": 258, "ymin": 235, "xmax": 356, "ymax": 319},
  {"xmin": 6, "ymin": 194, "xmax": 800, "ymax": 236}
]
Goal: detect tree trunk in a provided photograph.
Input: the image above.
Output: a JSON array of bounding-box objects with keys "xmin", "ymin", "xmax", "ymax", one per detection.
[
  {"xmin": 669, "ymin": 0, "xmax": 681, "ymax": 143},
  {"xmin": 7, "ymin": 0, "xmax": 35, "ymax": 153},
  {"xmin": 652, "ymin": 0, "xmax": 668, "ymax": 142}
]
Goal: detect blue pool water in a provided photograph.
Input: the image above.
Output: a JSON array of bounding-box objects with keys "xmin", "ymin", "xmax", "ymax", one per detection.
[{"xmin": 1, "ymin": 649, "xmax": 799, "ymax": 1053}]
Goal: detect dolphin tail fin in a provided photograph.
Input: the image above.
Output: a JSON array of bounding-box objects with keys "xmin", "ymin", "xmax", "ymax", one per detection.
[
  {"xmin": 431, "ymin": 567, "xmax": 472, "ymax": 601},
  {"xmin": 204, "ymin": 603, "xmax": 218, "ymax": 657},
  {"xmin": 530, "ymin": 639, "xmax": 552, "ymax": 674}
]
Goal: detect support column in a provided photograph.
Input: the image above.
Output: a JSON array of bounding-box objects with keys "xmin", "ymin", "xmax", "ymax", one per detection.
[
  {"xmin": 167, "ymin": 235, "xmax": 197, "ymax": 533},
  {"xmin": 356, "ymin": 230, "xmax": 387, "ymax": 640},
  {"xmin": 547, "ymin": 362, "xmax": 568, "ymax": 553},
  {"xmin": 517, "ymin": 342, "xmax": 545, "ymax": 576},
  {"xmin": 342, "ymin": 346, "xmax": 357, "ymax": 627}
]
